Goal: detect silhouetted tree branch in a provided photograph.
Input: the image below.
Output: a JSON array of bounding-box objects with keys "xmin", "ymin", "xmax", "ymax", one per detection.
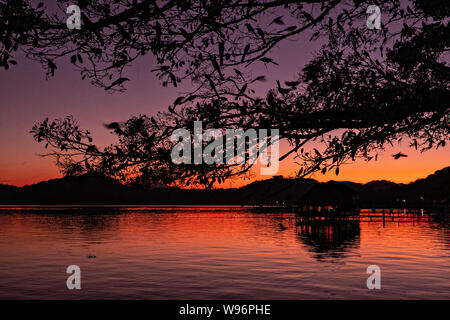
[{"xmin": 5, "ymin": 0, "xmax": 447, "ymax": 187}]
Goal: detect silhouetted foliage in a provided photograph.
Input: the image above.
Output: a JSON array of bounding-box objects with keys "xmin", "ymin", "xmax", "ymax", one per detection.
[{"xmin": 1, "ymin": 0, "xmax": 447, "ymax": 187}]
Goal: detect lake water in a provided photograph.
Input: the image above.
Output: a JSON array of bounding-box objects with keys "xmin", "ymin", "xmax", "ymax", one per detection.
[{"xmin": 0, "ymin": 207, "xmax": 449, "ymax": 299}]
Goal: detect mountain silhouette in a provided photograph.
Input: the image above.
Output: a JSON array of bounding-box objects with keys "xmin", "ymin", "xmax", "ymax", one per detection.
[{"xmin": 0, "ymin": 168, "xmax": 448, "ymax": 208}]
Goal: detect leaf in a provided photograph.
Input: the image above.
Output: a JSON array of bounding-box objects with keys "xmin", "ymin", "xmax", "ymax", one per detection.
[
  {"xmin": 256, "ymin": 28, "xmax": 265, "ymax": 42},
  {"xmin": 234, "ymin": 69, "xmax": 244, "ymax": 82},
  {"xmin": 309, "ymin": 31, "xmax": 320, "ymax": 41},
  {"xmin": 253, "ymin": 75, "xmax": 266, "ymax": 82},
  {"xmin": 173, "ymin": 96, "xmax": 185, "ymax": 106},
  {"xmin": 285, "ymin": 81, "xmax": 300, "ymax": 87},
  {"xmin": 150, "ymin": 117, "xmax": 159, "ymax": 129},
  {"xmin": 314, "ymin": 148, "xmax": 321, "ymax": 157},
  {"xmin": 210, "ymin": 56, "xmax": 223, "ymax": 80},
  {"xmin": 245, "ymin": 23, "xmax": 255, "ymax": 34},
  {"xmin": 47, "ymin": 59, "xmax": 57, "ymax": 76},
  {"xmin": 170, "ymin": 73, "xmax": 177, "ymax": 87},
  {"xmin": 392, "ymin": 152, "xmax": 408, "ymax": 159},
  {"xmin": 241, "ymin": 44, "xmax": 250, "ymax": 62},
  {"xmin": 259, "ymin": 57, "xmax": 279, "ymax": 65},
  {"xmin": 151, "ymin": 65, "xmax": 170, "ymax": 72},
  {"xmin": 282, "ymin": 26, "xmax": 297, "ymax": 32},
  {"xmin": 303, "ymin": 11, "xmax": 315, "ymax": 23},
  {"xmin": 269, "ymin": 16, "xmax": 284, "ymax": 26},
  {"xmin": 328, "ymin": 17, "xmax": 333, "ymax": 30},
  {"xmin": 205, "ymin": 74, "xmax": 216, "ymax": 92},
  {"xmin": 180, "ymin": 28, "xmax": 190, "ymax": 39},
  {"xmin": 104, "ymin": 77, "xmax": 129, "ymax": 90},
  {"xmin": 235, "ymin": 83, "xmax": 248, "ymax": 100},
  {"xmin": 85, "ymin": 159, "xmax": 91, "ymax": 170}
]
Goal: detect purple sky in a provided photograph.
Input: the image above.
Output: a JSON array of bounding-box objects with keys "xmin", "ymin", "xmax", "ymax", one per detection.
[{"xmin": 0, "ymin": 1, "xmax": 448, "ymax": 187}]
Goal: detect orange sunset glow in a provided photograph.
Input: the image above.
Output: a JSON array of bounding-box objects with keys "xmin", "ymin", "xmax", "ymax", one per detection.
[{"xmin": 1, "ymin": 140, "xmax": 448, "ymax": 187}]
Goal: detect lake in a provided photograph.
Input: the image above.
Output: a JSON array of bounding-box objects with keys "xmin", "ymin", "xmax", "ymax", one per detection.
[{"xmin": 0, "ymin": 207, "xmax": 449, "ymax": 299}]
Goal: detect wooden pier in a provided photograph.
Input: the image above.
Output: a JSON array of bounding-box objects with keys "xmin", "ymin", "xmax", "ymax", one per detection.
[{"xmin": 250, "ymin": 206, "xmax": 448, "ymax": 223}]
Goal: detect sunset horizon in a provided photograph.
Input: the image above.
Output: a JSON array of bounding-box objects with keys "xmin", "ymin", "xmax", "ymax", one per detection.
[{"xmin": 2, "ymin": 162, "xmax": 449, "ymax": 189}]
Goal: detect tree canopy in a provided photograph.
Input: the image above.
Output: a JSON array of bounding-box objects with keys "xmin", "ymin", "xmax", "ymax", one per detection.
[{"xmin": 1, "ymin": 0, "xmax": 448, "ymax": 187}]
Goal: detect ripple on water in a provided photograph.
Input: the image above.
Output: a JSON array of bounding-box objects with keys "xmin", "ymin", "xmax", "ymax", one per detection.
[{"xmin": 0, "ymin": 209, "xmax": 449, "ymax": 299}]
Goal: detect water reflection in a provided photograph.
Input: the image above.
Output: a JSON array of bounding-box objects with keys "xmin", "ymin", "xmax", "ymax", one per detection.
[
  {"xmin": 0, "ymin": 208, "xmax": 449, "ymax": 299},
  {"xmin": 295, "ymin": 220, "xmax": 360, "ymax": 262}
]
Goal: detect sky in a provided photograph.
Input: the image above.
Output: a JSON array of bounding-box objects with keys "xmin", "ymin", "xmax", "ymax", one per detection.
[{"xmin": 0, "ymin": 3, "xmax": 449, "ymax": 187}]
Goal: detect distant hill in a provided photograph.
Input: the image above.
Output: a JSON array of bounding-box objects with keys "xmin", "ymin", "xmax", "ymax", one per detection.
[
  {"xmin": 7, "ymin": 174, "xmax": 131, "ymax": 204},
  {"xmin": 0, "ymin": 167, "xmax": 448, "ymax": 207},
  {"xmin": 403, "ymin": 167, "xmax": 450, "ymax": 206},
  {"xmin": 237, "ymin": 176, "xmax": 316, "ymax": 205},
  {"xmin": 0, "ymin": 184, "xmax": 19, "ymax": 203},
  {"xmin": 352, "ymin": 168, "xmax": 450, "ymax": 207}
]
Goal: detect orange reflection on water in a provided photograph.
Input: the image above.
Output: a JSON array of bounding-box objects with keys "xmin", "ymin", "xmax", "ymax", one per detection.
[{"xmin": 0, "ymin": 208, "xmax": 448, "ymax": 299}]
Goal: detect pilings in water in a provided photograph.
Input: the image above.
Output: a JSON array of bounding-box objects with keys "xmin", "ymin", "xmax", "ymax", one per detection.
[
  {"xmin": 250, "ymin": 206, "xmax": 446, "ymax": 224},
  {"xmin": 294, "ymin": 212, "xmax": 360, "ymax": 226}
]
